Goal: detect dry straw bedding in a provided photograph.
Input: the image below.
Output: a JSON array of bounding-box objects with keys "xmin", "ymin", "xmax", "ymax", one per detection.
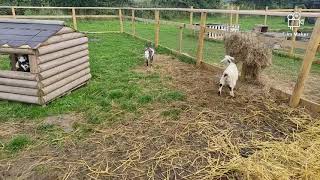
[{"xmin": 0, "ymin": 55, "xmax": 319, "ymax": 179}]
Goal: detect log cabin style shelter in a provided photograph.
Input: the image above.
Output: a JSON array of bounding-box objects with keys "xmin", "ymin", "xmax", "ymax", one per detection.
[{"xmin": 0, "ymin": 19, "xmax": 91, "ymax": 105}]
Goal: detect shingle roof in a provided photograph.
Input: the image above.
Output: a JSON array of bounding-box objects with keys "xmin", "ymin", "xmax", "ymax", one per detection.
[{"xmin": 0, "ymin": 19, "xmax": 64, "ymax": 49}]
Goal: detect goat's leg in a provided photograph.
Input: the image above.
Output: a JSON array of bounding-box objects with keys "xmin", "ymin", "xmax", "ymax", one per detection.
[
  {"xmin": 218, "ymin": 82, "xmax": 224, "ymax": 96},
  {"xmin": 150, "ymin": 56, "xmax": 153, "ymax": 67},
  {"xmin": 218, "ymin": 76, "xmax": 226, "ymax": 96},
  {"xmin": 229, "ymin": 86, "xmax": 235, "ymax": 97}
]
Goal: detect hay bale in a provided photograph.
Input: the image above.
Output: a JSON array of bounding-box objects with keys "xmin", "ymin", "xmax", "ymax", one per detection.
[{"xmin": 224, "ymin": 33, "xmax": 272, "ymax": 82}]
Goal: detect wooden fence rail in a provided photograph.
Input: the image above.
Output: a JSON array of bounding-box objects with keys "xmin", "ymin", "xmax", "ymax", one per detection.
[{"xmin": 1, "ymin": 6, "xmax": 320, "ymax": 17}]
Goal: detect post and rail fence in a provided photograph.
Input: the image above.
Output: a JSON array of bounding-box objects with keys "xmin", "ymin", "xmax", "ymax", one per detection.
[{"xmin": 1, "ymin": 6, "xmax": 320, "ymax": 110}]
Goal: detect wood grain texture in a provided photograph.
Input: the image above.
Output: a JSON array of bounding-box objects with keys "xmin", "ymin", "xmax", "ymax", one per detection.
[
  {"xmin": 0, "ymin": 77, "xmax": 38, "ymax": 88},
  {"xmin": 38, "ymin": 44, "xmax": 88, "ymax": 63},
  {"xmin": 39, "ymin": 56, "xmax": 89, "ymax": 79},
  {"xmin": 0, "ymin": 47, "xmax": 35, "ymax": 54},
  {"xmin": 42, "ymin": 74, "xmax": 91, "ymax": 103},
  {"xmin": 42, "ymin": 63, "xmax": 90, "ymax": 87},
  {"xmin": 42, "ymin": 32, "xmax": 85, "ymax": 46},
  {"xmin": 56, "ymin": 27, "xmax": 74, "ymax": 35},
  {"xmin": 0, "ymin": 92, "xmax": 39, "ymax": 104},
  {"xmin": 38, "ymin": 37, "xmax": 88, "ymax": 55},
  {"xmin": 196, "ymin": 12, "xmax": 207, "ymax": 66},
  {"xmin": 154, "ymin": 10, "xmax": 160, "ymax": 48},
  {"xmin": 0, "ymin": 71, "xmax": 37, "ymax": 81},
  {"xmin": 0, "ymin": 85, "xmax": 39, "ymax": 96},
  {"xmin": 41, "ymin": 68, "xmax": 90, "ymax": 95},
  {"xmin": 39, "ymin": 50, "xmax": 89, "ymax": 71}
]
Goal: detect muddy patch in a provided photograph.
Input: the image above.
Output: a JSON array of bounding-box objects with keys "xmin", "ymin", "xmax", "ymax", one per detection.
[{"xmin": 43, "ymin": 114, "xmax": 80, "ymax": 133}]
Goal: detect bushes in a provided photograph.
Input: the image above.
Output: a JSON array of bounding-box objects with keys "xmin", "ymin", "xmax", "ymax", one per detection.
[{"xmin": 151, "ymin": 0, "xmax": 222, "ymax": 9}]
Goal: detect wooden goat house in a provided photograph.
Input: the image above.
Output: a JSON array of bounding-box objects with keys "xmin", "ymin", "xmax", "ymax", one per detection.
[{"xmin": 0, "ymin": 19, "xmax": 91, "ymax": 105}]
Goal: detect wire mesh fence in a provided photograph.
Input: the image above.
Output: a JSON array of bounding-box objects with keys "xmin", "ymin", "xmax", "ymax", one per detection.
[{"xmin": 75, "ymin": 9, "xmax": 120, "ymax": 32}]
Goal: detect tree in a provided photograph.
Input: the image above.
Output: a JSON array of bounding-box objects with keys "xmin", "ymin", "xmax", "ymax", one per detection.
[
  {"xmin": 0, "ymin": 0, "xmax": 133, "ymax": 7},
  {"xmin": 233, "ymin": 0, "xmax": 307, "ymax": 9},
  {"xmin": 49, "ymin": 0, "xmax": 133, "ymax": 7},
  {"xmin": 151, "ymin": 0, "xmax": 223, "ymax": 9}
]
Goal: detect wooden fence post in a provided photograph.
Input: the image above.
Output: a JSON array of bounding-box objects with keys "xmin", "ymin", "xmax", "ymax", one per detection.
[
  {"xmin": 196, "ymin": 12, "xmax": 207, "ymax": 66},
  {"xmin": 119, "ymin": 9, "xmax": 124, "ymax": 33},
  {"xmin": 178, "ymin": 25, "xmax": 183, "ymax": 53},
  {"xmin": 229, "ymin": 5, "xmax": 233, "ymax": 25},
  {"xmin": 11, "ymin": 6, "xmax": 16, "ymax": 19},
  {"xmin": 190, "ymin": 6, "xmax": 193, "ymax": 25},
  {"xmin": 132, "ymin": 9, "xmax": 136, "ymax": 36},
  {"xmin": 289, "ymin": 18, "xmax": 320, "ymax": 107},
  {"xmin": 235, "ymin": 6, "xmax": 240, "ymax": 24},
  {"xmin": 71, "ymin": 8, "xmax": 77, "ymax": 31},
  {"xmin": 289, "ymin": 7, "xmax": 301, "ymax": 56},
  {"xmin": 155, "ymin": 10, "xmax": 160, "ymax": 48},
  {"xmin": 264, "ymin": 6, "xmax": 268, "ymax": 25}
]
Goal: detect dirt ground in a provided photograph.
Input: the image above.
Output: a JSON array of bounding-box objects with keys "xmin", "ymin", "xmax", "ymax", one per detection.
[
  {"xmin": 0, "ymin": 55, "xmax": 319, "ymax": 179},
  {"xmin": 265, "ymin": 71, "xmax": 320, "ymax": 104}
]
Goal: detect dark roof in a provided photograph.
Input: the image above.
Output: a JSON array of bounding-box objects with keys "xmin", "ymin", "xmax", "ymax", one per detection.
[{"xmin": 0, "ymin": 19, "xmax": 64, "ymax": 49}]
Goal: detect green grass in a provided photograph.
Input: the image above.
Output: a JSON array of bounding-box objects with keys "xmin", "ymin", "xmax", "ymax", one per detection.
[
  {"xmin": 159, "ymin": 91, "xmax": 186, "ymax": 102},
  {"xmin": 120, "ymin": 18, "xmax": 320, "ymax": 81},
  {"xmin": 0, "ymin": 55, "xmax": 11, "ymax": 70},
  {"xmin": 170, "ymin": 15, "xmax": 315, "ymax": 32},
  {"xmin": 124, "ymin": 18, "xmax": 320, "ymax": 80},
  {"xmin": 77, "ymin": 19, "xmax": 121, "ymax": 32},
  {"xmin": 5, "ymin": 135, "xmax": 32, "ymax": 153},
  {"xmin": 0, "ymin": 33, "xmax": 183, "ymax": 123}
]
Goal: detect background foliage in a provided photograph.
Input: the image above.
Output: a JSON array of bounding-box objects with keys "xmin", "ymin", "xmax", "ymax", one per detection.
[{"xmin": 0, "ymin": 0, "xmax": 316, "ymax": 9}]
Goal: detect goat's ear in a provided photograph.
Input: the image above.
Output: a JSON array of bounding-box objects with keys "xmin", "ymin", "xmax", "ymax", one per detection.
[{"xmin": 229, "ymin": 56, "xmax": 235, "ymax": 61}]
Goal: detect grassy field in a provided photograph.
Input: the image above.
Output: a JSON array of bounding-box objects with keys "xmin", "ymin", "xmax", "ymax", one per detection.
[{"xmin": 0, "ymin": 34, "xmax": 184, "ymax": 122}]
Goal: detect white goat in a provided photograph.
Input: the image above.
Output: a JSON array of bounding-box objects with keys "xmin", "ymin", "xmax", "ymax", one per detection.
[
  {"xmin": 218, "ymin": 55, "xmax": 239, "ymax": 97},
  {"xmin": 144, "ymin": 46, "xmax": 155, "ymax": 67},
  {"xmin": 15, "ymin": 55, "xmax": 30, "ymax": 72}
]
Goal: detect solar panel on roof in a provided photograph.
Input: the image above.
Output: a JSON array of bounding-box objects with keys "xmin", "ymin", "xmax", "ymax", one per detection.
[{"xmin": 0, "ymin": 20, "xmax": 64, "ymax": 49}]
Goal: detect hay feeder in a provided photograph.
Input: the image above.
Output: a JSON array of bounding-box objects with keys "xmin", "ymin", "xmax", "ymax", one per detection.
[
  {"xmin": 224, "ymin": 33, "xmax": 272, "ymax": 82},
  {"xmin": 0, "ymin": 19, "xmax": 91, "ymax": 105}
]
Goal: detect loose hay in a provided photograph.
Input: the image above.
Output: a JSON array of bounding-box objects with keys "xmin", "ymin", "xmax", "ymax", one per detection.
[
  {"xmin": 224, "ymin": 33, "xmax": 272, "ymax": 82},
  {"xmin": 0, "ymin": 55, "xmax": 319, "ymax": 179}
]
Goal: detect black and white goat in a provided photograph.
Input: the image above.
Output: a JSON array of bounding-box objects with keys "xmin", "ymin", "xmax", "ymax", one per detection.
[
  {"xmin": 15, "ymin": 55, "xmax": 30, "ymax": 72},
  {"xmin": 144, "ymin": 44, "xmax": 155, "ymax": 67},
  {"xmin": 218, "ymin": 55, "xmax": 239, "ymax": 97}
]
